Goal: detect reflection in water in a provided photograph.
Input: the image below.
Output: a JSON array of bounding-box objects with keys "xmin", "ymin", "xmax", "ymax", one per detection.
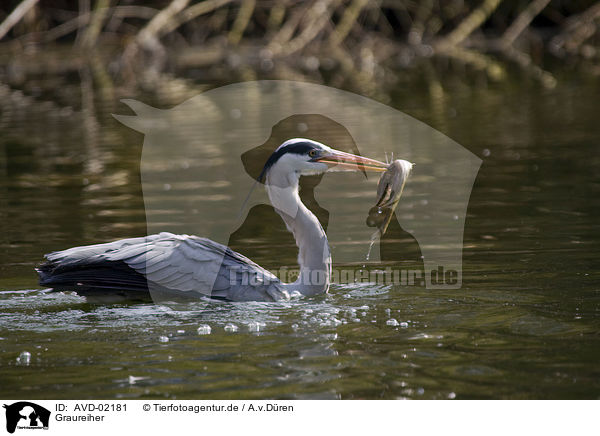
[{"xmin": 374, "ymin": 212, "xmax": 424, "ymax": 265}]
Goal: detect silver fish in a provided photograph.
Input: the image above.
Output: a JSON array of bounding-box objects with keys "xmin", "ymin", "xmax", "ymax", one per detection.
[{"xmin": 367, "ymin": 159, "xmax": 413, "ymax": 235}]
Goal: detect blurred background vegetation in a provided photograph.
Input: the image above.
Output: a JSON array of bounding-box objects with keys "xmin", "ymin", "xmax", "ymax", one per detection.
[{"xmin": 0, "ymin": 0, "xmax": 599, "ymax": 104}]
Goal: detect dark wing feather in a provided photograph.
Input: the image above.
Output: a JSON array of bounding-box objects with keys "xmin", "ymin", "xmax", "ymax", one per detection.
[{"xmin": 38, "ymin": 232, "xmax": 288, "ymax": 301}]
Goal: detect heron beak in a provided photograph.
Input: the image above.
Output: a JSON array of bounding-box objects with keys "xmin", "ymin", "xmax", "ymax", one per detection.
[{"xmin": 315, "ymin": 149, "xmax": 388, "ymax": 172}]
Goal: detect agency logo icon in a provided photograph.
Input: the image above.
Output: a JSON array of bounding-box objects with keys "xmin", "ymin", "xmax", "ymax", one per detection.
[
  {"xmin": 3, "ymin": 402, "xmax": 50, "ymax": 434},
  {"xmin": 114, "ymin": 80, "xmax": 481, "ymax": 304}
]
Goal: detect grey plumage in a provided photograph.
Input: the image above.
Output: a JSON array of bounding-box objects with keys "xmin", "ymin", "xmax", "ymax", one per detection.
[{"xmin": 38, "ymin": 232, "xmax": 289, "ymax": 302}]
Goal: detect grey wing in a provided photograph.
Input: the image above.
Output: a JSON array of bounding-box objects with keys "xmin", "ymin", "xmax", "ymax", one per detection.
[
  {"xmin": 105, "ymin": 233, "xmax": 288, "ymax": 301},
  {"xmin": 43, "ymin": 232, "xmax": 289, "ymax": 301}
]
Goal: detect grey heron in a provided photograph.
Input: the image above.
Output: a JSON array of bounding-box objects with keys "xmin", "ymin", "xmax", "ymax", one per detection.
[{"xmin": 37, "ymin": 139, "xmax": 404, "ymax": 302}]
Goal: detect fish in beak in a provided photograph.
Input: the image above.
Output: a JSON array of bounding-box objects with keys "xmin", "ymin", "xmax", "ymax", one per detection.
[{"xmin": 367, "ymin": 159, "xmax": 414, "ymax": 236}]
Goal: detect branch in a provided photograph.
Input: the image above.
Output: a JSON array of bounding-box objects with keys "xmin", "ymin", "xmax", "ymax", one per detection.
[
  {"xmin": 266, "ymin": 0, "xmax": 287, "ymax": 34},
  {"xmin": 268, "ymin": 2, "xmax": 311, "ymax": 52},
  {"xmin": 160, "ymin": 0, "xmax": 233, "ymax": 37},
  {"xmin": 0, "ymin": 0, "xmax": 40, "ymax": 41},
  {"xmin": 135, "ymin": 0, "xmax": 190, "ymax": 51},
  {"xmin": 329, "ymin": 0, "xmax": 369, "ymax": 46},
  {"xmin": 435, "ymin": 0, "xmax": 503, "ymax": 49},
  {"xmin": 550, "ymin": 2, "xmax": 600, "ymax": 56},
  {"xmin": 279, "ymin": 0, "xmax": 339, "ymax": 56},
  {"xmin": 500, "ymin": 0, "xmax": 551, "ymax": 48},
  {"xmin": 228, "ymin": 0, "xmax": 255, "ymax": 45},
  {"xmin": 40, "ymin": 6, "xmax": 158, "ymax": 42},
  {"xmin": 80, "ymin": 0, "xmax": 111, "ymax": 48},
  {"xmin": 407, "ymin": 0, "xmax": 433, "ymax": 45},
  {"xmin": 438, "ymin": 46, "xmax": 506, "ymax": 81}
]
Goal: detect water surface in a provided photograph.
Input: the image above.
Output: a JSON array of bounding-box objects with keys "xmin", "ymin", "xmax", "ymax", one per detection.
[{"xmin": 1, "ymin": 71, "xmax": 599, "ymax": 399}]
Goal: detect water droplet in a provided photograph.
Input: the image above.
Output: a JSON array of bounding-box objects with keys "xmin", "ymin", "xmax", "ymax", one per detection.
[
  {"xmin": 386, "ymin": 319, "xmax": 399, "ymax": 326},
  {"xmin": 224, "ymin": 323, "xmax": 238, "ymax": 332},
  {"xmin": 359, "ymin": 305, "xmax": 369, "ymax": 310},
  {"xmin": 448, "ymin": 392, "xmax": 456, "ymax": 399},
  {"xmin": 399, "ymin": 322, "xmax": 409, "ymax": 328},
  {"xmin": 177, "ymin": 330, "xmax": 185, "ymax": 334},
  {"xmin": 365, "ymin": 231, "xmax": 378, "ymax": 261},
  {"xmin": 248, "ymin": 321, "xmax": 266, "ymax": 332},
  {"xmin": 158, "ymin": 336, "xmax": 169, "ymax": 343},
  {"xmin": 128, "ymin": 375, "xmax": 146, "ymax": 385},
  {"xmin": 17, "ymin": 351, "xmax": 31, "ymax": 365},
  {"xmin": 197, "ymin": 325, "xmax": 211, "ymax": 335}
]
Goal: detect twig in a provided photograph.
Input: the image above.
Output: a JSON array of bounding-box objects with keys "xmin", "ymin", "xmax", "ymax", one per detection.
[
  {"xmin": 135, "ymin": 0, "xmax": 190, "ymax": 51},
  {"xmin": 407, "ymin": 0, "xmax": 433, "ymax": 45},
  {"xmin": 268, "ymin": 2, "xmax": 310, "ymax": 53},
  {"xmin": 229, "ymin": 0, "xmax": 255, "ymax": 45},
  {"xmin": 174, "ymin": 41, "xmax": 226, "ymax": 68},
  {"xmin": 266, "ymin": 0, "xmax": 287, "ymax": 34},
  {"xmin": 435, "ymin": 0, "xmax": 503, "ymax": 49},
  {"xmin": 439, "ymin": 46, "xmax": 506, "ymax": 81},
  {"xmin": 75, "ymin": 0, "xmax": 90, "ymax": 43},
  {"xmin": 280, "ymin": 0, "xmax": 339, "ymax": 56},
  {"xmin": 80, "ymin": 0, "xmax": 111, "ymax": 48},
  {"xmin": 40, "ymin": 6, "xmax": 158, "ymax": 43},
  {"xmin": 119, "ymin": 0, "xmax": 190, "ymax": 79},
  {"xmin": 550, "ymin": 2, "xmax": 600, "ymax": 56},
  {"xmin": 160, "ymin": 0, "xmax": 234, "ymax": 37},
  {"xmin": 500, "ymin": 0, "xmax": 551, "ymax": 48},
  {"xmin": 0, "ymin": 0, "xmax": 40, "ymax": 41},
  {"xmin": 42, "ymin": 13, "xmax": 88, "ymax": 42},
  {"xmin": 329, "ymin": 0, "xmax": 369, "ymax": 46}
]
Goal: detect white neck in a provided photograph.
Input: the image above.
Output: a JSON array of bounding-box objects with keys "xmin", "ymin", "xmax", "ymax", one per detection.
[{"xmin": 265, "ymin": 166, "xmax": 331, "ymax": 296}]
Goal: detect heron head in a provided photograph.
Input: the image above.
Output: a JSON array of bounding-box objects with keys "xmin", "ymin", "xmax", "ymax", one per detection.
[{"xmin": 260, "ymin": 138, "xmax": 388, "ymax": 182}]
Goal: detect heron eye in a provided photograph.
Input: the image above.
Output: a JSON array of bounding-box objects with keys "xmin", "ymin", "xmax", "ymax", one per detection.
[{"xmin": 309, "ymin": 150, "xmax": 317, "ymax": 157}]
